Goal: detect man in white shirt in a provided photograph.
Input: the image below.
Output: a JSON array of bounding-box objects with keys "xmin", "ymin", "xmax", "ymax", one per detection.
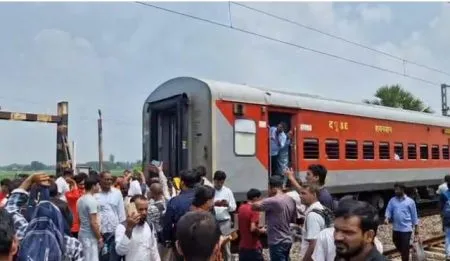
[
  {"xmin": 115, "ymin": 195, "xmax": 160, "ymax": 261},
  {"xmin": 437, "ymin": 175, "xmax": 450, "ymax": 195},
  {"xmin": 299, "ymin": 184, "xmax": 326, "ymax": 261},
  {"xmin": 213, "ymin": 170, "xmax": 237, "ymax": 261},
  {"xmin": 95, "ymin": 171, "xmax": 126, "ymax": 260},
  {"xmin": 55, "ymin": 169, "xmax": 73, "ymax": 202},
  {"xmin": 312, "ymin": 227, "xmax": 384, "ymax": 261}
]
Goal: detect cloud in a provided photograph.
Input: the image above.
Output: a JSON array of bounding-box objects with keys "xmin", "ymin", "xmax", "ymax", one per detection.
[
  {"xmin": 0, "ymin": 2, "xmax": 449, "ymax": 165},
  {"xmin": 357, "ymin": 4, "xmax": 392, "ymax": 24}
]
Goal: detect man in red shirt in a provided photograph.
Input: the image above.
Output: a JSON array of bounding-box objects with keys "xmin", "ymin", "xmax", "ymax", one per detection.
[
  {"xmin": 65, "ymin": 173, "xmax": 87, "ymax": 238},
  {"xmin": 238, "ymin": 188, "xmax": 266, "ymax": 261}
]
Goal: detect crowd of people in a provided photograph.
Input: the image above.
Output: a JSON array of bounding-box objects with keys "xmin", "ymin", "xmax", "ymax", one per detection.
[{"xmin": 0, "ymin": 160, "xmax": 436, "ymax": 261}]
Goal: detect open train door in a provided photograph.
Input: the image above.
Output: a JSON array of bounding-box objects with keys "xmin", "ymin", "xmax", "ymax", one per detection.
[{"xmin": 148, "ymin": 94, "xmax": 189, "ymax": 177}]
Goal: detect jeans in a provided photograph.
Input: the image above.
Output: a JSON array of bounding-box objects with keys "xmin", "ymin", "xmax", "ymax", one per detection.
[
  {"xmin": 100, "ymin": 232, "xmax": 123, "ymax": 261},
  {"xmin": 445, "ymin": 227, "xmax": 450, "ymax": 258},
  {"xmin": 79, "ymin": 236, "xmax": 99, "ymax": 261},
  {"xmin": 392, "ymin": 231, "xmax": 411, "ymax": 261},
  {"xmin": 269, "ymin": 242, "xmax": 292, "ymax": 261},
  {"xmin": 218, "ymin": 220, "xmax": 232, "ymax": 261},
  {"xmin": 239, "ymin": 248, "xmax": 264, "ymax": 261}
]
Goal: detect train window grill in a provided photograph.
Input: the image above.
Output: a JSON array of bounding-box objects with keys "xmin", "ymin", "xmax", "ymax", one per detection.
[
  {"xmin": 325, "ymin": 139, "xmax": 339, "ymax": 160},
  {"xmin": 420, "ymin": 144, "xmax": 429, "ymax": 160},
  {"xmin": 345, "ymin": 140, "xmax": 358, "ymax": 159},
  {"xmin": 303, "ymin": 138, "xmax": 319, "ymax": 159},
  {"xmin": 394, "ymin": 143, "xmax": 404, "ymax": 160},
  {"xmin": 379, "ymin": 142, "xmax": 390, "ymax": 159},
  {"xmin": 408, "ymin": 144, "xmax": 417, "ymax": 159},
  {"xmin": 234, "ymin": 119, "xmax": 256, "ymax": 156},
  {"xmin": 363, "ymin": 141, "xmax": 374, "ymax": 160},
  {"xmin": 443, "ymin": 146, "xmax": 450, "ymax": 160},
  {"xmin": 432, "ymin": 145, "xmax": 440, "ymax": 159}
]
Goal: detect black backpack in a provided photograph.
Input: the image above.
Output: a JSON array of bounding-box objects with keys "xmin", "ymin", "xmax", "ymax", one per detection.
[{"xmin": 308, "ymin": 207, "xmax": 334, "ymax": 228}]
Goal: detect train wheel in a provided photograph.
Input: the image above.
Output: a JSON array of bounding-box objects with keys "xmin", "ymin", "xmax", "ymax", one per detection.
[{"xmin": 370, "ymin": 194, "xmax": 385, "ymax": 211}]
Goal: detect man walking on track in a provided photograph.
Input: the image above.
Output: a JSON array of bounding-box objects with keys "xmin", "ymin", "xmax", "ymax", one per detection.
[{"xmin": 385, "ymin": 183, "xmax": 419, "ymax": 261}]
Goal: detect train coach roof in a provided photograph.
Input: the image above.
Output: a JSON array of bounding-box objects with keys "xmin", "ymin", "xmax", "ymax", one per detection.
[{"xmin": 155, "ymin": 77, "xmax": 450, "ymax": 128}]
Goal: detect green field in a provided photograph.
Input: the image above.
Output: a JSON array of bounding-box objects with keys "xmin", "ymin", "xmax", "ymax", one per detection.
[{"xmin": 0, "ymin": 169, "xmax": 125, "ymax": 180}]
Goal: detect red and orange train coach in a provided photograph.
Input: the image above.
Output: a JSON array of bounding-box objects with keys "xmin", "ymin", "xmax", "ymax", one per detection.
[{"xmin": 143, "ymin": 77, "xmax": 450, "ymax": 210}]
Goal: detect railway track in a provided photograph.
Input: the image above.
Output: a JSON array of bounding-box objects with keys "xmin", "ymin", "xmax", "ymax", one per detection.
[{"xmin": 384, "ymin": 235, "xmax": 446, "ymax": 260}]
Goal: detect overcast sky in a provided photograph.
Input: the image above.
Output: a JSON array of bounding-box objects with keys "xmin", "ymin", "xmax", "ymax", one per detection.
[{"xmin": 0, "ymin": 2, "xmax": 449, "ymax": 165}]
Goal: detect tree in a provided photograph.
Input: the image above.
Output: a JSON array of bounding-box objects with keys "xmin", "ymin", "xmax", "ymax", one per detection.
[{"xmin": 363, "ymin": 84, "xmax": 433, "ymax": 113}]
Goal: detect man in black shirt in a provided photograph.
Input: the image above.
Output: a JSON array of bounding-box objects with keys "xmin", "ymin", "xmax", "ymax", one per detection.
[{"xmin": 334, "ymin": 199, "xmax": 386, "ymax": 261}]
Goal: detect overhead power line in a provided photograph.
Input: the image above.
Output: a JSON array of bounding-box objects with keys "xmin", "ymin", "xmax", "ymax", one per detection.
[
  {"xmin": 135, "ymin": 1, "xmax": 440, "ymax": 86},
  {"xmin": 231, "ymin": 2, "xmax": 450, "ymax": 77}
]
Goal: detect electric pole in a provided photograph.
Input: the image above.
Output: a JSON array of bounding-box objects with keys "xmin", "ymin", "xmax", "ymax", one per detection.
[
  {"xmin": 442, "ymin": 84, "xmax": 450, "ymax": 116},
  {"xmin": 98, "ymin": 109, "xmax": 103, "ymax": 172}
]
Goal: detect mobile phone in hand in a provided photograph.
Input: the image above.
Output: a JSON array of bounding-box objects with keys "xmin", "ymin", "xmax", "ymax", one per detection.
[{"xmin": 151, "ymin": 160, "xmax": 162, "ymax": 167}]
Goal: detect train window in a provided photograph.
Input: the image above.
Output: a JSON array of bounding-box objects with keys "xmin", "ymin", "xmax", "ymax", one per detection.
[
  {"xmin": 432, "ymin": 145, "xmax": 440, "ymax": 159},
  {"xmin": 443, "ymin": 146, "xmax": 450, "ymax": 160},
  {"xmin": 303, "ymin": 138, "xmax": 319, "ymax": 159},
  {"xmin": 363, "ymin": 141, "xmax": 374, "ymax": 159},
  {"xmin": 234, "ymin": 119, "xmax": 256, "ymax": 156},
  {"xmin": 379, "ymin": 142, "xmax": 390, "ymax": 159},
  {"xmin": 345, "ymin": 140, "xmax": 358, "ymax": 159},
  {"xmin": 408, "ymin": 144, "xmax": 417, "ymax": 159},
  {"xmin": 325, "ymin": 139, "xmax": 339, "ymax": 160},
  {"xmin": 420, "ymin": 144, "xmax": 429, "ymax": 160},
  {"xmin": 394, "ymin": 143, "xmax": 404, "ymax": 160}
]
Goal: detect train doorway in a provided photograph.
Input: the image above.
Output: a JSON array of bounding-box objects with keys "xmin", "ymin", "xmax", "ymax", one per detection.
[
  {"xmin": 268, "ymin": 110, "xmax": 297, "ymax": 176},
  {"xmin": 147, "ymin": 94, "xmax": 189, "ymax": 177}
]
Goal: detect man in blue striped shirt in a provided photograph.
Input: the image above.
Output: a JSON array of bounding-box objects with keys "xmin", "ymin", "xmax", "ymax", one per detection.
[{"xmin": 384, "ymin": 183, "xmax": 419, "ymax": 261}]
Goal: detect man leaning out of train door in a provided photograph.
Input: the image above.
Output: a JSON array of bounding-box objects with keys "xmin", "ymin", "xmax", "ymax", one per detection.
[
  {"xmin": 385, "ymin": 183, "xmax": 419, "ymax": 261},
  {"xmin": 270, "ymin": 122, "xmax": 288, "ymax": 177}
]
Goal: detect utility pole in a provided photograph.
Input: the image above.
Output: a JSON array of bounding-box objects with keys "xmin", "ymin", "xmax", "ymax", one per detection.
[
  {"xmin": 442, "ymin": 84, "xmax": 450, "ymax": 116},
  {"xmin": 98, "ymin": 109, "xmax": 103, "ymax": 172}
]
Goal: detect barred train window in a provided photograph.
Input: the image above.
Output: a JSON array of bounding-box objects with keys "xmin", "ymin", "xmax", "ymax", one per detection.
[
  {"xmin": 303, "ymin": 138, "xmax": 319, "ymax": 159},
  {"xmin": 443, "ymin": 146, "xmax": 450, "ymax": 160},
  {"xmin": 420, "ymin": 144, "xmax": 429, "ymax": 160},
  {"xmin": 234, "ymin": 119, "xmax": 256, "ymax": 156},
  {"xmin": 408, "ymin": 144, "xmax": 417, "ymax": 159},
  {"xmin": 379, "ymin": 142, "xmax": 390, "ymax": 159},
  {"xmin": 363, "ymin": 141, "xmax": 374, "ymax": 159},
  {"xmin": 432, "ymin": 145, "xmax": 440, "ymax": 159},
  {"xmin": 325, "ymin": 139, "xmax": 339, "ymax": 159},
  {"xmin": 345, "ymin": 140, "xmax": 358, "ymax": 159},
  {"xmin": 394, "ymin": 143, "xmax": 404, "ymax": 159}
]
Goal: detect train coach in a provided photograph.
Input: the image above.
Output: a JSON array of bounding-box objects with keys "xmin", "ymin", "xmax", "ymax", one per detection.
[{"xmin": 143, "ymin": 77, "xmax": 450, "ymax": 210}]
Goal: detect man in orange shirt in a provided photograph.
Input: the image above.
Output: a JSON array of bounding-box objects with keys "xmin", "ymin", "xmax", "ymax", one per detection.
[{"xmin": 66, "ymin": 173, "xmax": 87, "ymax": 238}]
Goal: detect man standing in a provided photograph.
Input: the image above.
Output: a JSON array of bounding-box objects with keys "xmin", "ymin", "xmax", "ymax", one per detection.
[
  {"xmin": 213, "ymin": 170, "xmax": 236, "ymax": 261},
  {"xmin": 286, "ymin": 165, "xmax": 334, "ymax": 210},
  {"xmin": 385, "ymin": 183, "xmax": 419, "ymax": 261},
  {"xmin": 252, "ymin": 176, "xmax": 296, "ymax": 261},
  {"xmin": 115, "ymin": 195, "xmax": 160, "ymax": 261},
  {"xmin": 238, "ymin": 188, "xmax": 265, "ymax": 261},
  {"xmin": 78, "ymin": 176, "xmax": 102, "ymax": 261},
  {"xmin": 270, "ymin": 122, "xmax": 287, "ymax": 176},
  {"xmin": 95, "ymin": 171, "xmax": 126, "ymax": 261},
  {"xmin": 55, "ymin": 169, "xmax": 73, "ymax": 202},
  {"xmin": 163, "ymin": 169, "xmax": 199, "ymax": 261},
  {"xmin": 334, "ymin": 200, "xmax": 386, "ymax": 261},
  {"xmin": 299, "ymin": 184, "xmax": 327, "ymax": 261}
]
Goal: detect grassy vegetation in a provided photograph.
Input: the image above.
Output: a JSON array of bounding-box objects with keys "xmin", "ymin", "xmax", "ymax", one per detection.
[{"xmin": 0, "ymin": 169, "xmax": 125, "ymax": 180}]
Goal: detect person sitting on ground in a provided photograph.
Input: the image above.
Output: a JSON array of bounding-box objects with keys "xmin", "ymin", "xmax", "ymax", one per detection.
[
  {"xmin": 5, "ymin": 173, "xmax": 83, "ymax": 261},
  {"xmin": 176, "ymin": 211, "xmax": 222, "ymax": 261},
  {"xmin": 0, "ymin": 208, "xmax": 18, "ymax": 261}
]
